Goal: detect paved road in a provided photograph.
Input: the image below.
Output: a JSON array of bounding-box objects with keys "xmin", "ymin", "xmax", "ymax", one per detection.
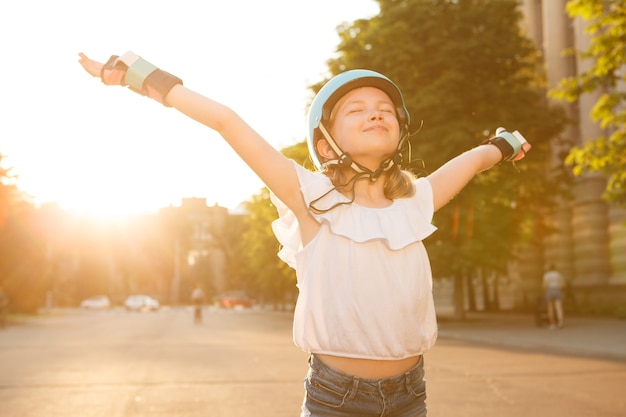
[
  {"xmin": 0, "ymin": 307, "xmax": 308, "ymax": 417},
  {"xmin": 0, "ymin": 308, "xmax": 624, "ymax": 417}
]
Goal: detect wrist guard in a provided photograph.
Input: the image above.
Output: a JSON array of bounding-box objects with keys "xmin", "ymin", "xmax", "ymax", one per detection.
[
  {"xmin": 101, "ymin": 51, "xmax": 182, "ymax": 107},
  {"xmin": 482, "ymin": 128, "xmax": 527, "ymax": 162}
]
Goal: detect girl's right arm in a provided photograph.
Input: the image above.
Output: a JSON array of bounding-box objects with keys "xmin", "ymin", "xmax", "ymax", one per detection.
[{"xmin": 78, "ymin": 52, "xmax": 307, "ymax": 215}]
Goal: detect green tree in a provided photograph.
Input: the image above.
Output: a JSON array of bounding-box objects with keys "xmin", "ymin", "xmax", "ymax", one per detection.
[
  {"xmin": 0, "ymin": 153, "xmax": 19, "ymax": 229},
  {"xmin": 239, "ymin": 188, "xmax": 295, "ymax": 308},
  {"xmin": 0, "ymin": 154, "xmax": 45, "ymax": 313},
  {"xmin": 314, "ymin": 0, "xmax": 567, "ymax": 316},
  {"xmin": 549, "ymin": 0, "xmax": 626, "ymax": 206}
]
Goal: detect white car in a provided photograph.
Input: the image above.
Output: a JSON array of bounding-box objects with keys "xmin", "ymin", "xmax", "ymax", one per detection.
[
  {"xmin": 124, "ymin": 295, "xmax": 160, "ymax": 312},
  {"xmin": 80, "ymin": 295, "xmax": 111, "ymax": 310}
]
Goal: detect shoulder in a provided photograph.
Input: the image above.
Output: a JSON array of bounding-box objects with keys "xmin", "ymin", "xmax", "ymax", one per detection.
[
  {"xmin": 399, "ymin": 177, "xmax": 435, "ymax": 221},
  {"xmin": 414, "ymin": 176, "xmax": 433, "ymax": 195}
]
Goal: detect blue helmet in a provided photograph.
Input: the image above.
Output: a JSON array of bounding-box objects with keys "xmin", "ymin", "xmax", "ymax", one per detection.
[{"xmin": 306, "ymin": 69, "xmax": 410, "ymax": 171}]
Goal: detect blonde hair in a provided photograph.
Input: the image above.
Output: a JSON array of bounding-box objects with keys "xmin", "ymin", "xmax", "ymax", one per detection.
[{"xmin": 323, "ymin": 164, "xmax": 416, "ymax": 200}]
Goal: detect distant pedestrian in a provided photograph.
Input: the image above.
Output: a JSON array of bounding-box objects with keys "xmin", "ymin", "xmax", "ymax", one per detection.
[
  {"xmin": 191, "ymin": 286, "xmax": 205, "ymax": 324},
  {"xmin": 543, "ymin": 264, "xmax": 565, "ymax": 329}
]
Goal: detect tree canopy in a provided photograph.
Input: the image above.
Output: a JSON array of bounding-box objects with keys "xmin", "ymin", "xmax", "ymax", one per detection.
[
  {"xmin": 0, "ymin": 153, "xmax": 44, "ymax": 312},
  {"xmin": 549, "ymin": 0, "xmax": 626, "ymax": 206}
]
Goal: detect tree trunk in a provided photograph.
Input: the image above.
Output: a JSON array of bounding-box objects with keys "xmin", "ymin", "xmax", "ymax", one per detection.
[
  {"xmin": 466, "ymin": 270, "xmax": 476, "ymax": 312},
  {"xmin": 453, "ymin": 271, "xmax": 466, "ymax": 320}
]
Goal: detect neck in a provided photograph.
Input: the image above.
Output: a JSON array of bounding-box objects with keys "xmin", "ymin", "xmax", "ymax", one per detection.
[{"xmin": 340, "ymin": 171, "xmax": 391, "ymax": 208}]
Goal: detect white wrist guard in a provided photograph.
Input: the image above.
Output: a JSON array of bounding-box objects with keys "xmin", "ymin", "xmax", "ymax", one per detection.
[
  {"xmin": 482, "ymin": 128, "xmax": 528, "ymax": 161},
  {"xmin": 103, "ymin": 51, "xmax": 183, "ymax": 107}
]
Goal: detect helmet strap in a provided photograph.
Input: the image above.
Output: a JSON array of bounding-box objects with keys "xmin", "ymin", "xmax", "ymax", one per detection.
[{"xmin": 318, "ymin": 123, "xmax": 367, "ymax": 174}]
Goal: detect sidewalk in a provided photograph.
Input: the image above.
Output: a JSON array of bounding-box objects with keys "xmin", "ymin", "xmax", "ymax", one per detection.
[{"xmin": 436, "ymin": 312, "xmax": 626, "ymax": 361}]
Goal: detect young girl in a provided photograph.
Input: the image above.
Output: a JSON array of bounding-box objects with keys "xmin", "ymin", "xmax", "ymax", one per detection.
[{"xmin": 79, "ymin": 52, "xmax": 530, "ymax": 417}]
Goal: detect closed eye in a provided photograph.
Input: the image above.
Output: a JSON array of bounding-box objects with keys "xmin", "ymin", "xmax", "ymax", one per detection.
[{"xmin": 346, "ymin": 106, "xmax": 364, "ymax": 114}]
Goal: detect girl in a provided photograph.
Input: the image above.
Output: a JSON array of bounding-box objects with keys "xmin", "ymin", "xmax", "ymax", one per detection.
[{"xmin": 78, "ymin": 52, "xmax": 531, "ymax": 417}]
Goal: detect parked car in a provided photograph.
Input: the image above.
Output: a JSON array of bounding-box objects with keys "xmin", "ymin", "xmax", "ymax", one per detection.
[
  {"xmin": 218, "ymin": 291, "xmax": 254, "ymax": 308},
  {"xmin": 80, "ymin": 295, "xmax": 111, "ymax": 310},
  {"xmin": 124, "ymin": 294, "xmax": 160, "ymax": 312}
]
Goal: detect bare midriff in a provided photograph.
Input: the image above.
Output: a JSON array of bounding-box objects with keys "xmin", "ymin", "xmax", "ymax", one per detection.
[{"xmin": 316, "ymin": 353, "xmax": 422, "ymax": 379}]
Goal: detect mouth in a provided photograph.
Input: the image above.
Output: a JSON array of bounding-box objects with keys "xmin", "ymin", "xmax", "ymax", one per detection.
[{"xmin": 364, "ymin": 124, "xmax": 388, "ymax": 133}]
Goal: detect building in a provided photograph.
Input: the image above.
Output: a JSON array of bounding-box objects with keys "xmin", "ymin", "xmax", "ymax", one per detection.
[
  {"xmin": 520, "ymin": 0, "xmax": 626, "ymax": 309},
  {"xmin": 160, "ymin": 198, "xmax": 232, "ymax": 304}
]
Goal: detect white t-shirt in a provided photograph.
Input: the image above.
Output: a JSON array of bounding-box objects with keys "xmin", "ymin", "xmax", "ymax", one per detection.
[
  {"xmin": 271, "ymin": 161, "xmax": 439, "ymax": 360},
  {"xmin": 191, "ymin": 288, "xmax": 204, "ymax": 301},
  {"xmin": 543, "ymin": 270, "xmax": 564, "ymax": 289}
]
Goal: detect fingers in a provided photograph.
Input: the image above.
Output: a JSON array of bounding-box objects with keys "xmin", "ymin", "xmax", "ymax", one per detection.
[
  {"xmin": 78, "ymin": 52, "xmax": 93, "ymax": 67},
  {"xmin": 513, "ymin": 142, "xmax": 532, "ymax": 161},
  {"xmin": 78, "ymin": 52, "xmax": 102, "ymax": 78}
]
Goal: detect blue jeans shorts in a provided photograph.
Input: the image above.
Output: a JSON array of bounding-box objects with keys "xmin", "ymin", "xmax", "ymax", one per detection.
[
  {"xmin": 545, "ymin": 288, "xmax": 563, "ymax": 302},
  {"xmin": 300, "ymin": 354, "xmax": 427, "ymax": 417}
]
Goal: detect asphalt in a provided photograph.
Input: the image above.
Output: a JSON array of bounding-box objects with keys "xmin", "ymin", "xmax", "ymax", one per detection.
[
  {"xmin": 6, "ymin": 308, "xmax": 626, "ymax": 362},
  {"xmin": 435, "ymin": 311, "xmax": 626, "ymax": 361}
]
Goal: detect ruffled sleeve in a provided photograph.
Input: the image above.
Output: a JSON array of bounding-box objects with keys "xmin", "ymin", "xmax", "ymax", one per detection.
[{"xmin": 270, "ymin": 161, "xmax": 437, "ymax": 268}]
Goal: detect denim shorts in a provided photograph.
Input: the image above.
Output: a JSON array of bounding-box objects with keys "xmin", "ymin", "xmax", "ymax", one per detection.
[
  {"xmin": 545, "ymin": 288, "xmax": 563, "ymax": 301},
  {"xmin": 300, "ymin": 354, "xmax": 427, "ymax": 417}
]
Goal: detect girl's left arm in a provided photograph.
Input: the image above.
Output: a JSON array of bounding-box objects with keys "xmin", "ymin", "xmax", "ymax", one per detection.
[{"xmin": 427, "ymin": 142, "xmax": 530, "ymax": 212}]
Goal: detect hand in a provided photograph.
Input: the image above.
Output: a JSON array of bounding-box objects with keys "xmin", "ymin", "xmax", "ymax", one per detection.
[
  {"xmin": 78, "ymin": 52, "xmax": 125, "ymax": 85},
  {"xmin": 78, "ymin": 52, "xmax": 102, "ymax": 77},
  {"xmin": 513, "ymin": 142, "xmax": 532, "ymax": 161},
  {"xmin": 496, "ymin": 128, "xmax": 532, "ymax": 162}
]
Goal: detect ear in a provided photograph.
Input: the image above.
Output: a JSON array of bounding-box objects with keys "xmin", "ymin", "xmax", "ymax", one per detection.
[{"xmin": 316, "ymin": 139, "xmax": 337, "ymax": 161}]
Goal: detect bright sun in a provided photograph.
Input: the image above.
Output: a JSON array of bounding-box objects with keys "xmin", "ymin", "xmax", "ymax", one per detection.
[
  {"xmin": 2, "ymin": 0, "xmax": 379, "ymax": 220},
  {"xmin": 22, "ymin": 149, "xmax": 261, "ymax": 219}
]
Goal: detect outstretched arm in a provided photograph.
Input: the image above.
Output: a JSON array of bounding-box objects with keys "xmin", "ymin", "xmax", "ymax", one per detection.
[
  {"xmin": 427, "ymin": 140, "xmax": 531, "ymax": 212},
  {"xmin": 78, "ymin": 53, "xmax": 306, "ymax": 214}
]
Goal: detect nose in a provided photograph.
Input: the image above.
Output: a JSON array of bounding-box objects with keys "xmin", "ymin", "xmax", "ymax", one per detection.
[{"xmin": 369, "ymin": 109, "xmax": 384, "ymax": 121}]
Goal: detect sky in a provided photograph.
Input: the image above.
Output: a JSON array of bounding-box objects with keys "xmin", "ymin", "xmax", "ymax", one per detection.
[{"xmin": 0, "ymin": 0, "xmax": 379, "ymax": 217}]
